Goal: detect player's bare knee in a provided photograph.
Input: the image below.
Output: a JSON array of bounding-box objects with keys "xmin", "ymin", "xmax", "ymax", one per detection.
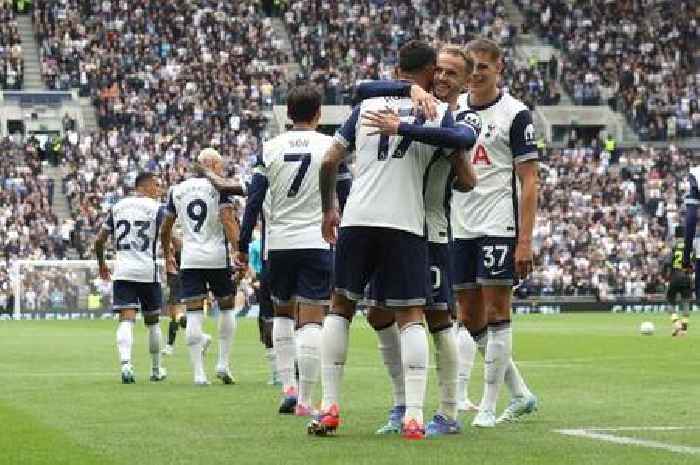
[
  {"xmin": 367, "ymin": 306, "xmax": 395, "ymax": 330},
  {"xmin": 185, "ymin": 299, "xmax": 205, "ymax": 312},
  {"xmin": 482, "ymin": 286, "xmax": 511, "ymax": 323},
  {"xmin": 426, "ymin": 311, "xmax": 452, "ymax": 333},
  {"xmin": 394, "ymin": 307, "xmax": 424, "ymax": 329},
  {"xmin": 329, "ymin": 293, "xmax": 355, "ymax": 321},
  {"xmin": 218, "ymin": 295, "xmax": 235, "ymax": 310},
  {"xmin": 274, "ymin": 303, "xmax": 295, "ymax": 319},
  {"xmin": 119, "ymin": 309, "xmax": 137, "ymax": 322},
  {"xmin": 297, "ymin": 304, "xmax": 325, "ymax": 327}
]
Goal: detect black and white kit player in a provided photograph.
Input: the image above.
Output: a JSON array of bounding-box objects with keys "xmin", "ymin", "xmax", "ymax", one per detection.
[
  {"xmin": 161, "ymin": 148, "xmax": 241, "ymax": 386},
  {"xmin": 309, "ymin": 40, "xmax": 478, "ymax": 439},
  {"xmin": 95, "ymin": 172, "xmax": 167, "ymax": 384}
]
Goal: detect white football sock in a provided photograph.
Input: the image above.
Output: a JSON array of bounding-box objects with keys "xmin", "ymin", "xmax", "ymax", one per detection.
[
  {"xmin": 504, "ymin": 358, "xmax": 532, "ymax": 399},
  {"xmin": 116, "ymin": 320, "xmax": 134, "ymax": 365},
  {"xmin": 475, "ymin": 325, "xmax": 532, "ymax": 399},
  {"xmin": 273, "ymin": 317, "xmax": 296, "ymax": 392},
  {"xmin": 296, "ymin": 323, "xmax": 321, "ymax": 407},
  {"xmin": 265, "ymin": 347, "xmax": 277, "ymax": 380},
  {"xmin": 146, "ymin": 323, "xmax": 162, "ymax": 370},
  {"xmin": 376, "ymin": 323, "xmax": 404, "ymax": 407},
  {"xmin": 321, "ymin": 314, "xmax": 349, "ymax": 409},
  {"xmin": 217, "ymin": 309, "xmax": 235, "ymax": 371},
  {"xmin": 481, "ymin": 324, "xmax": 512, "ymax": 413},
  {"xmin": 456, "ymin": 326, "xmax": 477, "ymax": 406},
  {"xmin": 401, "ymin": 323, "xmax": 429, "ymax": 424},
  {"xmin": 433, "ymin": 327, "xmax": 458, "ymax": 420},
  {"xmin": 185, "ymin": 311, "xmax": 206, "ymax": 381}
]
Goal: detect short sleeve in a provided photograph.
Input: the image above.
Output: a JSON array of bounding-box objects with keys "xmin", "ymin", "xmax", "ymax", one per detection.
[
  {"xmin": 334, "ymin": 105, "xmax": 361, "ymax": 151},
  {"xmin": 156, "ymin": 204, "xmax": 167, "ymax": 225},
  {"xmin": 219, "ymin": 191, "xmax": 236, "ymax": 209},
  {"xmin": 509, "ymin": 109, "xmax": 538, "ymax": 163},
  {"xmin": 166, "ymin": 188, "xmax": 177, "ymax": 217},
  {"xmin": 685, "ymin": 174, "xmax": 700, "ymax": 205}
]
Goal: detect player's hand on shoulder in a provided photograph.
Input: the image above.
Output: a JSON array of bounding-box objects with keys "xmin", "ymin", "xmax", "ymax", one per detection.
[
  {"xmin": 322, "ymin": 208, "xmax": 340, "ymax": 245},
  {"xmin": 234, "ymin": 251, "xmax": 248, "ymax": 271},
  {"xmin": 514, "ymin": 239, "xmax": 534, "ymax": 279},
  {"xmin": 362, "ymin": 108, "xmax": 400, "ymax": 136},
  {"xmin": 409, "ymin": 84, "xmax": 438, "ymax": 121},
  {"xmin": 99, "ymin": 263, "xmax": 111, "ymax": 281}
]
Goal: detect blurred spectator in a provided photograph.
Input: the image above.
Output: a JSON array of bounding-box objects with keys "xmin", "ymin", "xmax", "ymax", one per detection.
[
  {"xmin": 529, "ymin": 141, "xmax": 696, "ymax": 299},
  {"xmin": 0, "ymin": 137, "xmax": 62, "ymax": 263},
  {"xmin": 517, "ymin": 0, "xmax": 699, "ymax": 139},
  {"xmin": 282, "ymin": 0, "xmax": 558, "ymax": 107},
  {"xmin": 0, "ymin": 1, "xmax": 24, "ymax": 89}
]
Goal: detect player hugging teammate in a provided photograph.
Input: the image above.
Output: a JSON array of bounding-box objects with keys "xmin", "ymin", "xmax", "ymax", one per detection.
[{"xmin": 94, "ymin": 36, "xmax": 540, "ymax": 440}]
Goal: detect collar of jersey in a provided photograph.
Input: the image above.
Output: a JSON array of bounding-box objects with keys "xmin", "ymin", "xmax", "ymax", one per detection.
[{"xmin": 467, "ymin": 91, "xmax": 503, "ymax": 111}]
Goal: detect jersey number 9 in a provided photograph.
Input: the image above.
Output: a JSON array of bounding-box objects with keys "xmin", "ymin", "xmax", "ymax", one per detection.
[{"xmin": 187, "ymin": 199, "xmax": 208, "ymax": 232}]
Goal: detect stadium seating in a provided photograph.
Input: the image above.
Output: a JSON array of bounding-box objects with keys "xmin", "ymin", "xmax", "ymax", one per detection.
[
  {"xmin": 32, "ymin": 0, "xmax": 281, "ymax": 239},
  {"xmin": 529, "ymin": 143, "xmax": 691, "ymax": 298},
  {"xmin": 516, "ymin": 0, "xmax": 700, "ymax": 139},
  {"xmin": 10, "ymin": 0, "xmax": 696, "ymax": 299},
  {"xmin": 281, "ymin": 0, "xmax": 560, "ymax": 108},
  {"xmin": 0, "ymin": 137, "xmax": 62, "ymax": 262},
  {"xmin": 0, "ymin": 1, "xmax": 23, "ymax": 89}
]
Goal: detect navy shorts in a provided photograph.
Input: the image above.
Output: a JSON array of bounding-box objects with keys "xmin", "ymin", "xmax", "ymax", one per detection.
[
  {"xmin": 113, "ymin": 280, "xmax": 162, "ymax": 315},
  {"xmin": 452, "ymin": 236, "xmax": 516, "ymax": 289},
  {"xmin": 267, "ymin": 249, "xmax": 332, "ymax": 305},
  {"xmin": 179, "ymin": 268, "xmax": 235, "ymax": 301},
  {"xmin": 335, "ymin": 226, "xmax": 429, "ymax": 307},
  {"xmin": 365, "ymin": 241, "xmax": 451, "ymax": 310},
  {"xmin": 166, "ymin": 273, "xmax": 182, "ymax": 305},
  {"xmin": 428, "ymin": 242, "xmax": 453, "ymax": 310},
  {"xmin": 255, "ymin": 261, "xmax": 274, "ymax": 319}
]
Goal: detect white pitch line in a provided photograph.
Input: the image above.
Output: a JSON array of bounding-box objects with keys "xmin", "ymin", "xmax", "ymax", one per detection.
[
  {"xmin": 555, "ymin": 428, "xmax": 700, "ymax": 455},
  {"xmin": 584, "ymin": 427, "xmax": 700, "ymax": 432}
]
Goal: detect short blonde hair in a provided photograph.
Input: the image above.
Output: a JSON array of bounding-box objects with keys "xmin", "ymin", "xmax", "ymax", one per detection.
[{"xmin": 198, "ymin": 147, "xmax": 222, "ymax": 164}]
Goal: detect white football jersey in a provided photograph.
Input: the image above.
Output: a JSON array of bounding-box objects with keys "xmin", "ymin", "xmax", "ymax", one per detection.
[
  {"xmin": 259, "ymin": 129, "xmax": 333, "ymax": 250},
  {"xmin": 451, "ymin": 92, "xmax": 538, "ymax": 239},
  {"xmin": 166, "ymin": 177, "xmax": 236, "ymax": 269},
  {"xmin": 423, "ymin": 151, "xmax": 453, "ymax": 244},
  {"xmin": 102, "ymin": 196, "xmax": 164, "ymax": 282},
  {"xmin": 336, "ymin": 96, "xmax": 454, "ymax": 237}
]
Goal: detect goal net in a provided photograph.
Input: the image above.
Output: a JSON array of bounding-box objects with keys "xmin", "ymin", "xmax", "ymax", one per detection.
[{"xmin": 6, "ymin": 260, "xmax": 166, "ymax": 319}]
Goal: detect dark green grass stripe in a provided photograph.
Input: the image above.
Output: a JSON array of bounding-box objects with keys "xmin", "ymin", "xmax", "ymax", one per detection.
[{"xmin": 0, "ymin": 401, "xmax": 117, "ymax": 465}]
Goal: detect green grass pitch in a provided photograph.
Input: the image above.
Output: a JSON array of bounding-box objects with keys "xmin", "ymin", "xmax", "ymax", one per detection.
[{"xmin": 1, "ymin": 313, "xmax": 698, "ymax": 465}]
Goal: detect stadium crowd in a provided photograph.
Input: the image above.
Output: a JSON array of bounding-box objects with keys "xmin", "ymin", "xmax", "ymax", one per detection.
[
  {"xmin": 517, "ymin": 0, "xmax": 700, "ymax": 140},
  {"xmin": 0, "ymin": 137, "xmax": 61, "ymax": 263},
  {"xmin": 529, "ymin": 143, "xmax": 693, "ymax": 299},
  {"xmin": 0, "ymin": 0, "xmax": 23, "ymax": 90},
  {"xmin": 282, "ymin": 0, "xmax": 559, "ymax": 108},
  {"xmin": 2, "ymin": 1, "xmax": 698, "ymax": 310},
  {"xmin": 31, "ymin": 0, "xmax": 283, "ymax": 239}
]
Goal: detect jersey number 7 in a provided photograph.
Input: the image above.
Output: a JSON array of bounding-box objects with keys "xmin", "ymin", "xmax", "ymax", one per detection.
[{"xmin": 284, "ymin": 153, "xmax": 311, "ymax": 197}]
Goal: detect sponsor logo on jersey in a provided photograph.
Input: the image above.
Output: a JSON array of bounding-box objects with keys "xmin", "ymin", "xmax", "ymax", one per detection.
[
  {"xmin": 471, "ymin": 145, "xmax": 492, "ymax": 165},
  {"xmin": 524, "ymin": 123, "xmax": 536, "ymax": 144}
]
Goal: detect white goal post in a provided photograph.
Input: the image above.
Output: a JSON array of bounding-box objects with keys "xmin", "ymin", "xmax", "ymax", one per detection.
[{"xmin": 8, "ymin": 259, "xmax": 164, "ymax": 319}]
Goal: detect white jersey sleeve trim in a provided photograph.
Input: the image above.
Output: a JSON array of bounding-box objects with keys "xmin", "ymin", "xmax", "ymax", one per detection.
[
  {"xmin": 334, "ymin": 133, "xmax": 350, "ymax": 149},
  {"xmin": 685, "ymin": 198, "xmax": 700, "ymax": 205}
]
